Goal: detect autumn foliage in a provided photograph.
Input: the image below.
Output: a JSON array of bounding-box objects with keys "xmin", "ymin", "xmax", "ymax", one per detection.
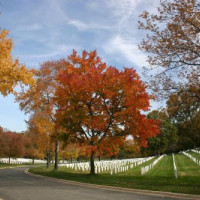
[
  {"xmin": 0, "ymin": 29, "xmax": 34, "ymax": 96},
  {"xmin": 16, "ymin": 60, "xmax": 67, "ymax": 169},
  {"xmin": 55, "ymin": 50, "xmax": 160, "ymax": 174},
  {"xmin": 138, "ymin": 0, "xmax": 200, "ymax": 100}
]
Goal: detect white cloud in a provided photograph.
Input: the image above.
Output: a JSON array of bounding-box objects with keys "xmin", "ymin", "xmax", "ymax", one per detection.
[
  {"xmin": 67, "ymin": 20, "xmax": 88, "ymax": 31},
  {"xmin": 67, "ymin": 19, "xmax": 111, "ymax": 31},
  {"xmin": 104, "ymin": 35, "xmax": 148, "ymax": 67}
]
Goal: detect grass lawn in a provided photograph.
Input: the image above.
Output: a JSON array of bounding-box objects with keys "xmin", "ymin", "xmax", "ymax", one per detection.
[
  {"xmin": 29, "ymin": 154, "xmax": 200, "ymax": 195},
  {"xmin": 0, "ymin": 163, "xmax": 25, "ymax": 168},
  {"xmin": 189, "ymin": 151, "xmax": 200, "ymax": 160}
]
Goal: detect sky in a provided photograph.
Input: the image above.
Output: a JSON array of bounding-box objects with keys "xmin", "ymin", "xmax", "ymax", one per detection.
[{"xmin": 0, "ymin": 0, "xmax": 163, "ymax": 132}]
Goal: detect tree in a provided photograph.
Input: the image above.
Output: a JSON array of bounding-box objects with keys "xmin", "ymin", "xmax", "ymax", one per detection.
[
  {"xmin": 146, "ymin": 110, "xmax": 178, "ymax": 155},
  {"xmin": 55, "ymin": 50, "xmax": 160, "ymax": 175},
  {"xmin": 0, "ymin": 127, "xmax": 9, "ymax": 157},
  {"xmin": 96, "ymin": 137, "xmax": 124, "ymax": 160},
  {"xmin": 4, "ymin": 131, "xmax": 25, "ymax": 162},
  {"xmin": 17, "ymin": 60, "xmax": 66, "ymax": 170},
  {"xmin": 138, "ymin": 0, "xmax": 200, "ymax": 99},
  {"xmin": 60, "ymin": 143, "xmax": 80, "ymax": 163},
  {"xmin": 24, "ymin": 115, "xmax": 49, "ymax": 163},
  {"xmin": 167, "ymin": 91, "xmax": 200, "ymax": 150},
  {"xmin": 0, "ymin": 28, "xmax": 34, "ymax": 96},
  {"xmin": 119, "ymin": 139, "xmax": 142, "ymax": 159},
  {"xmin": 25, "ymin": 110, "xmax": 54, "ymax": 168}
]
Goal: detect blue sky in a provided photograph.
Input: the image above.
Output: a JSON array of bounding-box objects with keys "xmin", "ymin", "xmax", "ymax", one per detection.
[{"xmin": 0, "ymin": 0, "xmax": 163, "ymax": 132}]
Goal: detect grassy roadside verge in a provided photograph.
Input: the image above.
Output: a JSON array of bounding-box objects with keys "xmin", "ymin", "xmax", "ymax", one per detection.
[
  {"xmin": 0, "ymin": 163, "xmax": 43, "ymax": 168},
  {"xmin": 29, "ymin": 155, "xmax": 200, "ymax": 195},
  {"xmin": 0, "ymin": 163, "xmax": 26, "ymax": 168}
]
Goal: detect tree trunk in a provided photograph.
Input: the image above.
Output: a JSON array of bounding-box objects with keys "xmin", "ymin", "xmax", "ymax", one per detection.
[
  {"xmin": 46, "ymin": 151, "xmax": 51, "ymax": 169},
  {"xmin": 32, "ymin": 158, "xmax": 35, "ymax": 164},
  {"xmin": 54, "ymin": 139, "xmax": 59, "ymax": 171},
  {"xmin": 157, "ymin": 149, "xmax": 160, "ymax": 156},
  {"xmin": 90, "ymin": 151, "xmax": 95, "ymax": 175},
  {"xmin": 9, "ymin": 157, "xmax": 10, "ymax": 164}
]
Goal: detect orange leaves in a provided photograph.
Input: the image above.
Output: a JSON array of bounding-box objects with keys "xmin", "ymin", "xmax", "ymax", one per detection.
[
  {"xmin": 55, "ymin": 50, "xmax": 160, "ymax": 152},
  {"xmin": 0, "ymin": 28, "xmax": 34, "ymax": 96}
]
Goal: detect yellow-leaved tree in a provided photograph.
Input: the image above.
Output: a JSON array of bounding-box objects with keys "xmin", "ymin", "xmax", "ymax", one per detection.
[{"xmin": 0, "ymin": 28, "xmax": 34, "ymax": 96}]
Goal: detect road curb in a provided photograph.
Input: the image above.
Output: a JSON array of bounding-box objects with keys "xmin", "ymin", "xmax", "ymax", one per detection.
[{"xmin": 24, "ymin": 169, "xmax": 200, "ymax": 200}]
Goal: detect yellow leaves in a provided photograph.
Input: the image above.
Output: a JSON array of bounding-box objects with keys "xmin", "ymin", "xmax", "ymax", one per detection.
[{"xmin": 0, "ymin": 28, "xmax": 35, "ymax": 96}]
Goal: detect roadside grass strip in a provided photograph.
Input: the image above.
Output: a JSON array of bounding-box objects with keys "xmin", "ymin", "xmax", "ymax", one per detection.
[
  {"xmin": 172, "ymin": 153, "xmax": 178, "ymax": 179},
  {"xmin": 182, "ymin": 151, "xmax": 200, "ymax": 166},
  {"xmin": 141, "ymin": 154, "xmax": 165, "ymax": 175},
  {"xmin": 59, "ymin": 157, "xmax": 155, "ymax": 175},
  {"xmin": 0, "ymin": 163, "xmax": 25, "ymax": 168}
]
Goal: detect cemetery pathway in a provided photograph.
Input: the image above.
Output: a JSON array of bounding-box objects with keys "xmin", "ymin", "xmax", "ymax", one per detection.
[{"xmin": 0, "ymin": 167, "xmax": 198, "ymax": 200}]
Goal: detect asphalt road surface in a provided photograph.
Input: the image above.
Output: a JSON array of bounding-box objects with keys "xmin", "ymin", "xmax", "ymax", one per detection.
[{"xmin": 0, "ymin": 167, "xmax": 198, "ymax": 200}]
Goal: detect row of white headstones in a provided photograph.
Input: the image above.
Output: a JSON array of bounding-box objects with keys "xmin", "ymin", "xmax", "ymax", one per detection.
[
  {"xmin": 59, "ymin": 156, "xmax": 159, "ymax": 175},
  {"xmin": 0, "ymin": 158, "xmax": 46, "ymax": 164},
  {"xmin": 172, "ymin": 153, "xmax": 178, "ymax": 179},
  {"xmin": 141, "ymin": 154, "xmax": 165, "ymax": 175},
  {"xmin": 182, "ymin": 151, "xmax": 200, "ymax": 166},
  {"xmin": 1, "ymin": 150, "xmax": 199, "ymax": 174},
  {"xmin": 191, "ymin": 149, "xmax": 200, "ymax": 155},
  {"xmin": 140, "ymin": 150, "xmax": 200, "ymax": 178}
]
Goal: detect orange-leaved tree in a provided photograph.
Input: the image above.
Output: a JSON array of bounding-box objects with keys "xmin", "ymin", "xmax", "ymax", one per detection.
[
  {"xmin": 55, "ymin": 50, "xmax": 160, "ymax": 175},
  {"xmin": 25, "ymin": 111, "xmax": 54, "ymax": 167},
  {"xmin": 17, "ymin": 60, "xmax": 66, "ymax": 170},
  {"xmin": 0, "ymin": 28, "xmax": 34, "ymax": 96},
  {"xmin": 96, "ymin": 137, "xmax": 124, "ymax": 160}
]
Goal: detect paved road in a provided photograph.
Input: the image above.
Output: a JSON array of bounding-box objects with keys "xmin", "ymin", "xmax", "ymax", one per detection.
[{"xmin": 0, "ymin": 167, "xmax": 198, "ymax": 200}]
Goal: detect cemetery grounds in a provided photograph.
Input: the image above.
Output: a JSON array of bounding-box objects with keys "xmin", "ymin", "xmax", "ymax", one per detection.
[{"xmin": 29, "ymin": 151, "xmax": 200, "ymax": 195}]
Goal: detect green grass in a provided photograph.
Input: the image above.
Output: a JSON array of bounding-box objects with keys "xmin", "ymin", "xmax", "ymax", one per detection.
[
  {"xmin": 29, "ymin": 155, "xmax": 200, "ymax": 195},
  {"xmin": 0, "ymin": 163, "xmax": 25, "ymax": 168},
  {"xmin": 189, "ymin": 151, "xmax": 200, "ymax": 160}
]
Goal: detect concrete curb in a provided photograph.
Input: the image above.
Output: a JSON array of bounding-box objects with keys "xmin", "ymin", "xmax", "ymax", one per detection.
[{"xmin": 24, "ymin": 169, "xmax": 200, "ymax": 200}]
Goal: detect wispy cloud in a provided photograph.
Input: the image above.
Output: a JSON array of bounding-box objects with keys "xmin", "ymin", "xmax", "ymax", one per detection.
[
  {"xmin": 67, "ymin": 19, "xmax": 111, "ymax": 31},
  {"xmin": 104, "ymin": 35, "xmax": 148, "ymax": 67},
  {"xmin": 104, "ymin": 0, "xmax": 142, "ymax": 31}
]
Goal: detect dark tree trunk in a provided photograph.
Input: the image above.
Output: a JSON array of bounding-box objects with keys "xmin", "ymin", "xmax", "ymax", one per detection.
[
  {"xmin": 98, "ymin": 156, "xmax": 100, "ymax": 161},
  {"xmin": 54, "ymin": 139, "xmax": 59, "ymax": 171},
  {"xmin": 157, "ymin": 149, "xmax": 160, "ymax": 156},
  {"xmin": 9, "ymin": 157, "xmax": 10, "ymax": 164},
  {"xmin": 90, "ymin": 151, "xmax": 95, "ymax": 175},
  {"xmin": 46, "ymin": 151, "xmax": 51, "ymax": 169},
  {"xmin": 32, "ymin": 158, "xmax": 35, "ymax": 164}
]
